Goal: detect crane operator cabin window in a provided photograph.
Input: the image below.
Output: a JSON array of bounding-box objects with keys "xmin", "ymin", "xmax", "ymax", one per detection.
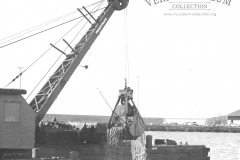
[{"xmin": 4, "ymin": 102, "xmax": 20, "ymax": 122}]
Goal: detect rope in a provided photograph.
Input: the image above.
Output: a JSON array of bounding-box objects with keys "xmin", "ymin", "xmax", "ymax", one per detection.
[
  {"xmin": 124, "ymin": 8, "xmax": 130, "ymax": 86},
  {"xmin": 6, "ymin": 10, "xmax": 87, "ymax": 88},
  {"xmin": 26, "ymin": 0, "xmax": 105, "ymax": 100},
  {"xmin": 5, "ymin": 4, "xmax": 106, "ymax": 88},
  {"xmin": 97, "ymin": 88, "xmax": 127, "ymax": 125},
  {"xmin": 0, "ymin": 7, "xmax": 106, "ymax": 50},
  {"xmin": 86, "ymin": 39, "xmax": 96, "ymax": 65},
  {"xmin": 0, "ymin": 11, "xmax": 77, "ymax": 45},
  {"xmin": 124, "ymin": 10, "xmax": 126, "ymax": 83},
  {"xmin": 0, "ymin": 0, "xmax": 103, "ymax": 44}
]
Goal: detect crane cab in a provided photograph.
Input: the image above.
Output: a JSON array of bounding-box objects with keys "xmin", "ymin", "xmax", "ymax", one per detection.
[{"xmin": 0, "ymin": 88, "xmax": 35, "ymax": 150}]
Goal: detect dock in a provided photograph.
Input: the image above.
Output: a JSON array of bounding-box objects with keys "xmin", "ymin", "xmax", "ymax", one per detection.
[{"xmin": 146, "ymin": 124, "xmax": 240, "ymax": 132}]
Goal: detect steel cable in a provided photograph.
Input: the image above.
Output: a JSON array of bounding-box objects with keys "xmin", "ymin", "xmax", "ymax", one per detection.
[
  {"xmin": 5, "ymin": 6, "xmax": 106, "ymax": 88},
  {"xmin": 26, "ymin": 0, "xmax": 105, "ymax": 101},
  {"xmin": 0, "ymin": 0, "xmax": 103, "ymax": 44},
  {"xmin": 0, "ymin": 7, "xmax": 106, "ymax": 49}
]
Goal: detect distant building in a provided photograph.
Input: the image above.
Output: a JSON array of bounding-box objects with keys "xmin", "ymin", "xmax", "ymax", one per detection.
[
  {"xmin": 206, "ymin": 109, "xmax": 240, "ymax": 125},
  {"xmin": 228, "ymin": 109, "xmax": 240, "ymax": 124},
  {"xmin": 205, "ymin": 115, "xmax": 228, "ymax": 125}
]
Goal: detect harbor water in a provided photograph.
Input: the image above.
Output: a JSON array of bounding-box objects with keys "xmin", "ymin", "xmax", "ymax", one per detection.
[{"xmin": 146, "ymin": 131, "xmax": 240, "ymax": 160}]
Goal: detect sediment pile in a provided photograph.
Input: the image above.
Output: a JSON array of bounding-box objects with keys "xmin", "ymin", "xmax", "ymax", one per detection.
[{"xmin": 105, "ymin": 126, "xmax": 147, "ymax": 160}]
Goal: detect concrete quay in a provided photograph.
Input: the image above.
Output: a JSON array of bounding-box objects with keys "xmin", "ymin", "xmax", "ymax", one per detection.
[{"xmin": 147, "ymin": 124, "xmax": 240, "ymax": 133}]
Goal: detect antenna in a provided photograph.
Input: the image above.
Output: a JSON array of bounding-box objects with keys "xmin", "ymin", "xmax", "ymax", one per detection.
[
  {"xmin": 18, "ymin": 67, "xmax": 23, "ymax": 89},
  {"xmin": 97, "ymin": 88, "xmax": 127, "ymax": 125},
  {"xmin": 124, "ymin": 78, "xmax": 127, "ymax": 89}
]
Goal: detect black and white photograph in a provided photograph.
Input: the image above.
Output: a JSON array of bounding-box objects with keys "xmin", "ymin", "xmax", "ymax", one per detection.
[{"xmin": 0, "ymin": 0, "xmax": 239, "ymax": 159}]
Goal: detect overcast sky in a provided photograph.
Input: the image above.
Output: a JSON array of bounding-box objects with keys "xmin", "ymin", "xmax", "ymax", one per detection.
[{"xmin": 0, "ymin": 0, "xmax": 239, "ymax": 119}]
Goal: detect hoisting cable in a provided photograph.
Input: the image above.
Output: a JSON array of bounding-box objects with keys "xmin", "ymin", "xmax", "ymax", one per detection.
[
  {"xmin": 124, "ymin": 10, "xmax": 126, "ymax": 83},
  {"xmin": 0, "ymin": 11, "xmax": 77, "ymax": 45},
  {"xmin": 0, "ymin": 0, "xmax": 103, "ymax": 45},
  {"xmin": 5, "ymin": 1, "xmax": 105, "ymax": 88},
  {"xmin": 97, "ymin": 88, "xmax": 128, "ymax": 125},
  {"xmin": 26, "ymin": 0, "xmax": 105, "ymax": 100},
  {"xmin": 0, "ymin": 7, "xmax": 106, "ymax": 49},
  {"xmin": 124, "ymin": 8, "xmax": 130, "ymax": 86}
]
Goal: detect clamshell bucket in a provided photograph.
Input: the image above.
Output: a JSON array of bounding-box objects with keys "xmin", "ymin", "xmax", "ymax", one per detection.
[{"xmin": 107, "ymin": 83, "xmax": 146, "ymax": 140}]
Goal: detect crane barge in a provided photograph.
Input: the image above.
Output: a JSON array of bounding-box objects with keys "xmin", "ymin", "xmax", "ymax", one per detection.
[{"xmin": 0, "ymin": 0, "xmax": 131, "ymax": 157}]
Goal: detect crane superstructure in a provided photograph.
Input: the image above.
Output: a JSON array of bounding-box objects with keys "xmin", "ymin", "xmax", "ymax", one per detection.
[{"xmin": 29, "ymin": 0, "xmax": 129, "ymax": 126}]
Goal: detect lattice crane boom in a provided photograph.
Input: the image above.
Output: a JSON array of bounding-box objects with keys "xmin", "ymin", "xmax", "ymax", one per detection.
[{"xmin": 29, "ymin": 0, "xmax": 129, "ymax": 126}]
